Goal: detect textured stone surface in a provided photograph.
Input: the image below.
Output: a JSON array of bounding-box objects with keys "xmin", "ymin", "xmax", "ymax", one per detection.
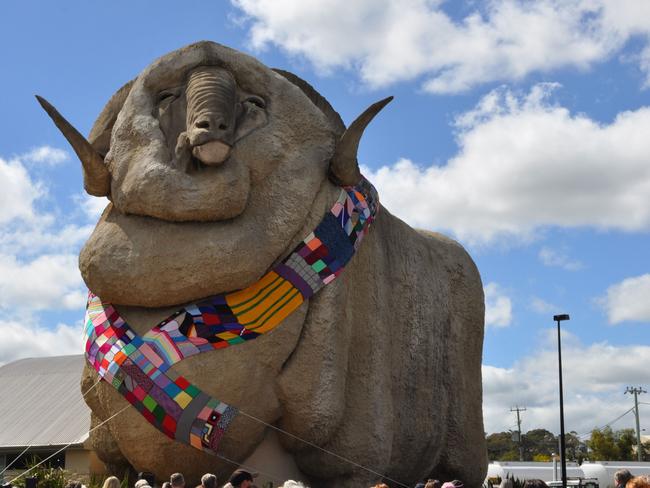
[{"xmin": 77, "ymin": 41, "xmax": 487, "ymax": 487}]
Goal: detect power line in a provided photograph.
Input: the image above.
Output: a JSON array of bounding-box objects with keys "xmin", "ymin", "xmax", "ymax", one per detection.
[{"xmin": 577, "ymin": 407, "xmax": 635, "ymax": 439}]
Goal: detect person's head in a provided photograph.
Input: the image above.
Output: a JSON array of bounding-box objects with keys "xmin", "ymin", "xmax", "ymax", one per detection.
[
  {"xmin": 102, "ymin": 477, "xmax": 120, "ymax": 488},
  {"xmin": 162, "ymin": 483, "xmax": 171, "ymax": 488},
  {"xmin": 228, "ymin": 470, "xmax": 256, "ymax": 488},
  {"xmin": 523, "ymin": 480, "xmax": 548, "ymax": 488},
  {"xmin": 617, "ymin": 470, "xmax": 634, "ymax": 487},
  {"xmin": 279, "ymin": 482, "xmax": 307, "ymax": 488},
  {"xmin": 137, "ymin": 473, "xmax": 155, "ymax": 488},
  {"xmin": 135, "ymin": 481, "xmax": 148, "ymax": 488},
  {"xmin": 425, "ymin": 481, "xmax": 442, "ymax": 488},
  {"xmin": 171, "ymin": 473, "xmax": 185, "ymax": 488},
  {"xmin": 200, "ymin": 474, "xmax": 217, "ymax": 488},
  {"xmin": 442, "ymin": 481, "xmax": 464, "ymax": 488},
  {"xmin": 371, "ymin": 484, "xmax": 389, "ymax": 488},
  {"xmin": 627, "ymin": 477, "xmax": 650, "ymax": 488}
]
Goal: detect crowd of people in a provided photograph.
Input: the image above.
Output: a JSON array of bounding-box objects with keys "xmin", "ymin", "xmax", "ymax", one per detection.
[
  {"xmin": 95, "ymin": 472, "xmax": 466, "ymax": 488},
  {"xmin": 407, "ymin": 479, "xmax": 463, "ymax": 488},
  {"xmin": 95, "ymin": 469, "xmax": 312, "ymax": 488},
  {"xmin": 79, "ymin": 468, "xmax": 650, "ymax": 488},
  {"xmin": 614, "ymin": 469, "xmax": 650, "ymax": 488},
  {"xmin": 89, "ymin": 471, "xmax": 473, "ymax": 488}
]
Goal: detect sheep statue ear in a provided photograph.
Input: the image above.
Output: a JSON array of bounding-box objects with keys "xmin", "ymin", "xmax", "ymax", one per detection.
[
  {"xmin": 272, "ymin": 68, "xmax": 346, "ymax": 138},
  {"xmin": 271, "ymin": 68, "xmax": 393, "ymax": 186},
  {"xmin": 329, "ymin": 96, "xmax": 393, "ymax": 186},
  {"xmin": 35, "ymin": 78, "xmax": 134, "ymax": 197},
  {"xmin": 87, "ymin": 79, "xmax": 135, "ymax": 158}
]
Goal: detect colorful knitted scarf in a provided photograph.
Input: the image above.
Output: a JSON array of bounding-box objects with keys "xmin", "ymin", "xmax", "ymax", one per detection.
[{"xmin": 83, "ymin": 177, "xmax": 379, "ymax": 455}]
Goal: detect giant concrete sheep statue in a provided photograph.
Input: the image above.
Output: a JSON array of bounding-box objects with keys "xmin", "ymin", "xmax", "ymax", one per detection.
[{"xmin": 38, "ymin": 41, "xmax": 487, "ymax": 488}]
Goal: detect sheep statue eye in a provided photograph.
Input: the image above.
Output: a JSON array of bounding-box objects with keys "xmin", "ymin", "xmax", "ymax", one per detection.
[
  {"xmin": 158, "ymin": 90, "xmax": 177, "ymax": 104},
  {"xmin": 244, "ymin": 95, "xmax": 265, "ymax": 109}
]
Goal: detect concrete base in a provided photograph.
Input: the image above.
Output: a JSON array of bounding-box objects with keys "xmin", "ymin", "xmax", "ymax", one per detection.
[{"xmin": 239, "ymin": 430, "xmax": 306, "ymax": 487}]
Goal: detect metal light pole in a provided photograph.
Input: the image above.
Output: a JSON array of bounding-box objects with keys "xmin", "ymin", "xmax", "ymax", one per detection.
[
  {"xmin": 625, "ymin": 386, "xmax": 647, "ymax": 461},
  {"xmin": 554, "ymin": 314, "xmax": 570, "ymax": 488}
]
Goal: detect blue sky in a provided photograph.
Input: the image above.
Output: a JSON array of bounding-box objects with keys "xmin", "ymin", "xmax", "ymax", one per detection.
[{"xmin": 1, "ymin": 1, "xmax": 649, "ymax": 438}]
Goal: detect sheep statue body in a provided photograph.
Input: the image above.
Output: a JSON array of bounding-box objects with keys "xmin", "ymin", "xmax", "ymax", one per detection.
[{"xmin": 38, "ymin": 41, "xmax": 487, "ymax": 488}]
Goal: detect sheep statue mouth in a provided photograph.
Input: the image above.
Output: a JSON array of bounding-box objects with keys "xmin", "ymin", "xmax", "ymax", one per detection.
[{"xmin": 191, "ymin": 140, "xmax": 231, "ymax": 166}]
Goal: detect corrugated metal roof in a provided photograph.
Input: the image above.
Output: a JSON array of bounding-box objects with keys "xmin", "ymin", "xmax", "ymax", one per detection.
[{"xmin": 0, "ymin": 355, "xmax": 91, "ymax": 448}]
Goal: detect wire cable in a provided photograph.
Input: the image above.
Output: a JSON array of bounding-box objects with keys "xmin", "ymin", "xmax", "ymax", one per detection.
[
  {"xmin": 7, "ymin": 387, "xmax": 409, "ymax": 488},
  {"xmin": 214, "ymin": 452, "xmax": 292, "ymax": 487},
  {"xmin": 0, "ymin": 377, "xmax": 102, "ymax": 477},
  {"xmin": 8, "ymin": 403, "xmax": 129, "ymax": 485},
  {"xmin": 576, "ymin": 407, "xmax": 635, "ymax": 439},
  {"xmin": 237, "ymin": 410, "xmax": 411, "ymax": 488}
]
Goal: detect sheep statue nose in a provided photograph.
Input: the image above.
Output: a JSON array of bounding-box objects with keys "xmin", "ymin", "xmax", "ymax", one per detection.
[{"xmin": 186, "ymin": 67, "xmax": 237, "ymax": 165}]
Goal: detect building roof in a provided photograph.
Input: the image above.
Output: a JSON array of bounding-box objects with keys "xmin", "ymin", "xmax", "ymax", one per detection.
[{"xmin": 0, "ymin": 355, "xmax": 91, "ymax": 449}]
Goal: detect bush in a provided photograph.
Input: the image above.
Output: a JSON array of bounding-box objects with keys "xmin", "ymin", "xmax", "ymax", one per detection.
[{"xmin": 11, "ymin": 460, "xmax": 69, "ymax": 488}]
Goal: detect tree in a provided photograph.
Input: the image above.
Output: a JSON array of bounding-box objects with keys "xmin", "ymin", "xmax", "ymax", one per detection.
[
  {"xmin": 486, "ymin": 432, "xmax": 517, "ymax": 460},
  {"xmin": 501, "ymin": 449, "xmax": 522, "ymax": 461},
  {"xmin": 566, "ymin": 431, "xmax": 588, "ymax": 463},
  {"xmin": 523, "ymin": 429, "xmax": 558, "ymax": 459},
  {"xmin": 486, "ymin": 428, "xmax": 589, "ymax": 462},
  {"xmin": 588, "ymin": 427, "xmax": 620, "ymax": 460},
  {"xmin": 643, "ymin": 440, "xmax": 650, "ymax": 460},
  {"xmin": 616, "ymin": 428, "xmax": 636, "ymax": 461},
  {"xmin": 533, "ymin": 453, "xmax": 552, "ymax": 462}
]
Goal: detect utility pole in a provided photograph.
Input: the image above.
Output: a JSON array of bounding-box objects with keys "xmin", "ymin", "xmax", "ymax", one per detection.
[
  {"xmin": 511, "ymin": 405, "xmax": 527, "ymax": 461},
  {"xmin": 625, "ymin": 386, "xmax": 647, "ymax": 461}
]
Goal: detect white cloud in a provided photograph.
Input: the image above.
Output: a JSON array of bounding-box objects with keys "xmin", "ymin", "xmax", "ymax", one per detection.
[
  {"xmin": 0, "ymin": 320, "xmax": 82, "ymax": 366},
  {"xmin": 22, "ymin": 146, "xmax": 69, "ymax": 165},
  {"xmin": 233, "ymin": 0, "xmax": 650, "ymax": 93},
  {"xmin": 0, "ymin": 148, "xmax": 94, "ymax": 317},
  {"xmin": 483, "ymin": 338, "xmax": 650, "ymax": 434},
  {"xmin": 0, "ymin": 146, "xmax": 72, "ymax": 226},
  {"xmin": 78, "ymin": 194, "xmax": 109, "ymax": 220},
  {"xmin": 485, "ymin": 282, "xmax": 513, "ymax": 328},
  {"xmin": 364, "ymin": 84, "xmax": 650, "ymax": 244},
  {"xmin": 538, "ymin": 246, "xmax": 583, "ymax": 271},
  {"xmin": 0, "ymin": 223, "xmax": 94, "ymax": 257},
  {"xmin": 599, "ymin": 273, "xmax": 650, "ymax": 324},
  {"xmin": 530, "ymin": 297, "xmax": 562, "ymax": 315},
  {"xmin": 0, "ymin": 156, "xmax": 43, "ymax": 224},
  {"xmin": 0, "ymin": 254, "xmax": 85, "ymax": 314}
]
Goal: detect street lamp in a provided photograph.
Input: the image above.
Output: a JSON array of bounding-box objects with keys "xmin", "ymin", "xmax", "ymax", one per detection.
[{"xmin": 554, "ymin": 314, "xmax": 570, "ymax": 488}]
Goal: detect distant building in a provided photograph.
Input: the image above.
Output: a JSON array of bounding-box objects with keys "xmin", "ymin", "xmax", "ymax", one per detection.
[{"xmin": 0, "ymin": 355, "xmax": 106, "ymax": 482}]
